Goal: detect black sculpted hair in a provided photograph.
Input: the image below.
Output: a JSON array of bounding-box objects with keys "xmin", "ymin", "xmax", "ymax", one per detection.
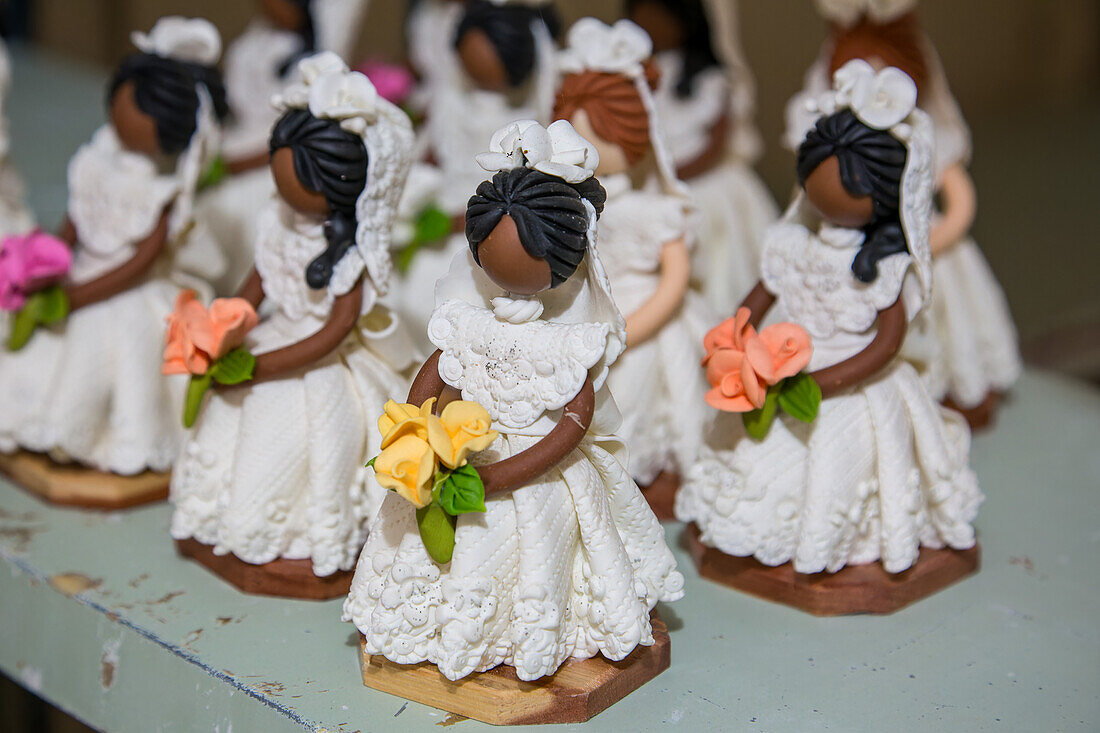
[
  {"xmin": 625, "ymin": 0, "xmax": 720, "ymax": 98},
  {"xmin": 797, "ymin": 109, "xmax": 909, "ymax": 283},
  {"xmin": 108, "ymin": 52, "xmax": 229, "ymax": 155},
  {"xmin": 453, "ymin": 0, "xmax": 562, "ymax": 88},
  {"xmin": 269, "ymin": 108, "xmax": 369, "ymax": 289},
  {"xmin": 276, "ymin": 0, "xmax": 317, "ymax": 77},
  {"xmin": 465, "ymin": 166, "xmax": 606, "ymax": 288}
]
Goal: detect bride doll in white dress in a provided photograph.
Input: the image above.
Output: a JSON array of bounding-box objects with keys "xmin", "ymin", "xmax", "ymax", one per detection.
[
  {"xmin": 197, "ymin": 0, "xmax": 371, "ymax": 293},
  {"xmin": 0, "ymin": 18, "xmax": 227, "ymax": 478},
  {"xmin": 551, "ymin": 18, "xmax": 715, "ymax": 506},
  {"xmin": 394, "ymin": 0, "xmax": 560, "ymax": 351},
  {"xmin": 678, "ymin": 61, "xmax": 982, "ymax": 580},
  {"xmin": 626, "ymin": 0, "xmax": 777, "ymax": 313},
  {"xmin": 344, "ymin": 119, "xmax": 684, "ymax": 682},
  {"xmin": 169, "ymin": 54, "xmax": 417, "ymax": 584},
  {"xmin": 785, "ymin": 0, "xmax": 1021, "ymax": 429}
]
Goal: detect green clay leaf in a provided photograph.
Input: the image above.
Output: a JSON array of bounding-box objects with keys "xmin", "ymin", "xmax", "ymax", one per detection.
[
  {"xmin": 437, "ymin": 464, "xmax": 487, "ymax": 515},
  {"xmin": 197, "ymin": 155, "xmax": 228, "ymax": 190},
  {"xmin": 183, "ymin": 373, "xmax": 212, "ymax": 428},
  {"xmin": 365, "ymin": 456, "xmax": 377, "ymax": 470},
  {"xmin": 6, "ymin": 300, "xmax": 40, "ymax": 351},
  {"xmin": 210, "ymin": 348, "xmax": 255, "ymax": 385},
  {"xmin": 742, "ymin": 389, "xmax": 779, "ymax": 440},
  {"xmin": 778, "ymin": 372, "xmax": 822, "ymax": 423},
  {"xmin": 416, "ymin": 501, "xmax": 457, "ymax": 564},
  {"xmin": 36, "ymin": 286, "xmax": 69, "ymax": 324},
  {"xmin": 414, "ymin": 205, "xmax": 452, "ymax": 244}
]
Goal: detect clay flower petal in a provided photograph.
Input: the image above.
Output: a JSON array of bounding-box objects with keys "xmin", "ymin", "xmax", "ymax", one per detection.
[
  {"xmin": 436, "ymin": 400, "xmax": 499, "ymax": 469},
  {"xmin": 740, "ymin": 354, "xmax": 767, "ymax": 410},
  {"xmin": 205, "ymin": 297, "xmax": 259, "ymax": 360},
  {"xmin": 743, "ymin": 335, "xmax": 779, "ymax": 386},
  {"xmin": 163, "ymin": 289, "xmax": 214, "ymax": 375},
  {"xmin": 704, "ymin": 347, "xmax": 743, "ymax": 388},
  {"xmin": 705, "ymin": 386, "xmax": 756, "ymax": 413},
  {"xmin": 758, "ymin": 323, "xmax": 813, "ymax": 381},
  {"xmin": 357, "ymin": 61, "xmax": 414, "ymax": 106},
  {"xmin": 378, "ymin": 398, "xmax": 437, "ymax": 444},
  {"xmin": 0, "ymin": 230, "xmax": 73, "ymax": 311},
  {"xmin": 374, "ymin": 434, "xmax": 437, "ymax": 508}
]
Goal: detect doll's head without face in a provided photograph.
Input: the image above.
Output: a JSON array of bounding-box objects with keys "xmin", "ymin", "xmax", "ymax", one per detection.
[
  {"xmin": 465, "ymin": 166, "xmax": 606, "ymax": 295},
  {"xmin": 828, "ymin": 12, "xmax": 928, "ymax": 99},
  {"xmin": 107, "ymin": 53, "xmax": 228, "ymax": 158},
  {"xmin": 553, "ymin": 66, "xmax": 659, "ymax": 177},
  {"xmin": 453, "ymin": 0, "xmax": 561, "ymax": 93},
  {"xmin": 625, "ymin": 0, "xmax": 719, "ymax": 98},
  {"xmin": 797, "ymin": 108, "xmax": 908, "ymax": 283},
  {"xmin": 269, "ymin": 108, "xmax": 369, "ymax": 289}
]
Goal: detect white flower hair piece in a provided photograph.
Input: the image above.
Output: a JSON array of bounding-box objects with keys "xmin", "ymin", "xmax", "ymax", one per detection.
[
  {"xmin": 813, "ymin": 0, "xmax": 918, "ymax": 27},
  {"xmin": 811, "ymin": 59, "xmax": 917, "ymax": 132},
  {"xmin": 273, "ymin": 51, "xmax": 380, "ymax": 137},
  {"xmin": 131, "ymin": 16, "xmax": 221, "ymax": 67},
  {"xmin": 558, "ymin": 18, "xmax": 652, "ymax": 78},
  {"xmin": 475, "ymin": 119, "xmax": 599, "ymax": 184}
]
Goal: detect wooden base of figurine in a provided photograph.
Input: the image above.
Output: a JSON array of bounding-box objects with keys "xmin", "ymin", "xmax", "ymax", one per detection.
[
  {"xmin": 686, "ymin": 524, "xmax": 980, "ymax": 616},
  {"xmin": 639, "ymin": 471, "xmax": 679, "ymax": 521},
  {"xmin": 174, "ymin": 538, "xmax": 353, "ymax": 600},
  {"xmin": 943, "ymin": 391, "xmax": 1002, "ymax": 431},
  {"xmin": 0, "ymin": 450, "xmax": 169, "ymax": 510},
  {"xmin": 357, "ymin": 613, "xmax": 670, "ymax": 725}
]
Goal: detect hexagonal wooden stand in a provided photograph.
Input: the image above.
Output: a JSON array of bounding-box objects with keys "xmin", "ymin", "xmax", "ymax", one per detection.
[
  {"xmin": 175, "ymin": 539, "xmax": 353, "ymax": 601},
  {"xmin": 640, "ymin": 471, "xmax": 679, "ymax": 521},
  {"xmin": 0, "ymin": 450, "xmax": 169, "ymax": 510},
  {"xmin": 357, "ymin": 614, "xmax": 670, "ymax": 725},
  {"xmin": 686, "ymin": 524, "xmax": 981, "ymax": 616}
]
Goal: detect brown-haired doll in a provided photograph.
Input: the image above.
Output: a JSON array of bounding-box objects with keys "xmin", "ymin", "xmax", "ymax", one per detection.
[
  {"xmin": 552, "ymin": 18, "xmax": 716, "ymax": 511},
  {"xmin": 786, "ymin": 2, "xmax": 1021, "ymax": 429}
]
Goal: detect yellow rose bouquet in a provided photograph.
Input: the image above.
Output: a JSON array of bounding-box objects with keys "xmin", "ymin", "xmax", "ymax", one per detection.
[{"xmin": 368, "ymin": 398, "xmax": 499, "ymax": 563}]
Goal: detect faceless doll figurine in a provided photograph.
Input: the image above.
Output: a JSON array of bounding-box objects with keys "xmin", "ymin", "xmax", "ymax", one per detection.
[
  {"xmin": 785, "ymin": 0, "xmax": 1021, "ymax": 429},
  {"xmin": 551, "ymin": 18, "xmax": 716, "ymax": 513},
  {"xmin": 197, "ymin": 0, "xmax": 371, "ymax": 294},
  {"xmin": 677, "ymin": 61, "xmax": 983, "ymax": 604},
  {"xmin": 393, "ymin": 0, "xmax": 561, "ymax": 353},
  {"xmin": 626, "ymin": 0, "xmax": 777, "ymax": 314},
  {"xmin": 169, "ymin": 54, "xmax": 417, "ymax": 593},
  {"xmin": 0, "ymin": 18, "xmax": 227, "ymax": 485},
  {"xmin": 344, "ymin": 119, "xmax": 684, "ymax": 684}
]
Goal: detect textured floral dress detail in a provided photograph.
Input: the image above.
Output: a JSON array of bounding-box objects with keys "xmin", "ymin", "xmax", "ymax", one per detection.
[
  {"xmin": 345, "ymin": 250, "xmax": 685, "ymax": 681},
  {"xmin": 676, "ymin": 221, "xmax": 983, "ymax": 574},
  {"xmin": 598, "ymin": 174, "xmax": 715, "ymax": 484},
  {"xmin": 169, "ymin": 201, "xmax": 413, "ymax": 576},
  {"xmin": 652, "ymin": 49, "xmax": 776, "ymax": 313},
  {"xmin": 0, "ymin": 127, "xmax": 197, "ymax": 473}
]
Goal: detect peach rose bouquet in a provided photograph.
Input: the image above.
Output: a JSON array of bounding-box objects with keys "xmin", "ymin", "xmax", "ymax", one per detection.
[
  {"xmin": 162, "ymin": 290, "xmax": 259, "ymax": 427},
  {"xmin": 368, "ymin": 398, "xmax": 499, "ymax": 563},
  {"xmin": 703, "ymin": 307, "xmax": 819, "ymax": 439}
]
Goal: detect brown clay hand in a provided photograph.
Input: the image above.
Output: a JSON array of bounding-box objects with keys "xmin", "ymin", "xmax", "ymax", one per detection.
[
  {"xmin": 625, "ymin": 238, "xmax": 690, "ymax": 348},
  {"xmin": 676, "ymin": 110, "xmax": 730, "ymax": 182},
  {"xmin": 407, "ymin": 350, "xmax": 446, "ymax": 406},
  {"xmin": 930, "ymin": 163, "xmax": 976, "ymax": 256},
  {"xmin": 57, "ymin": 216, "xmax": 77, "ymax": 246},
  {"xmin": 235, "ymin": 267, "xmax": 266, "ymax": 311},
  {"xmin": 63, "ymin": 207, "xmax": 170, "ymax": 313},
  {"xmin": 738, "ymin": 281, "xmax": 777, "ymax": 329},
  {"xmin": 809, "ymin": 297, "xmax": 907, "ymax": 398},
  {"xmin": 477, "ymin": 378, "xmax": 595, "ymax": 497}
]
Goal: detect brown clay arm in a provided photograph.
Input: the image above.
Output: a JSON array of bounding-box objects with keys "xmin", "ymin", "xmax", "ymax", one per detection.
[
  {"xmin": 809, "ymin": 297, "xmax": 906, "ymax": 399},
  {"xmin": 223, "ymin": 280, "xmax": 363, "ymax": 388},
  {"xmin": 738, "ymin": 281, "xmax": 776, "ymax": 329},
  {"xmin": 930, "ymin": 163, "xmax": 976, "ymax": 256},
  {"xmin": 224, "ymin": 150, "xmax": 271, "ymax": 176},
  {"xmin": 234, "ymin": 267, "xmax": 266, "ymax": 310},
  {"xmin": 63, "ymin": 208, "xmax": 170, "ymax": 312},
  {"xmin": 57, "ymin": 216, "xmax": 77, "ymax": 246},
  {"xmin": 625, "ymin": 238, "xmax": 691, "ymax": 348},
  {"xmin": 676, "ymin": 110, "xmax": 730, "ymax": 182},
  {"xmin": 407, "ymin": 350, "xmax": 446, "ymax": 406},
  {"xmin": 478, "ymin": 378, "xmax": 594, "ymax": 497}
]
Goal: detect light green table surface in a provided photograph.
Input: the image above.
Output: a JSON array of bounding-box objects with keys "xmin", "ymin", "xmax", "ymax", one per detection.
[{"xmin": 1, "ymin": 47, "xmax": 1099, "ymax": 733}]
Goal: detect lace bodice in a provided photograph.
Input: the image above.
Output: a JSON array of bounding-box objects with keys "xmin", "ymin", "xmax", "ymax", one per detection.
[
  {"xmin": 595, "ymin": 175, "xmax": 687, "ymax": 281},
  {"xmin": 762, "ymin": 222, "xmax": 912, "ymax": 370},
  {"xmin": 67, "ymin": 126, "xmax": 179, "ymax": 282},
  {"xmin": 427, "ymin": 299, "xmax": 617, "ymax": 434},
  {"xmin": 653, "ymin": 51, "xmax": 728, "ymax": 165},
  {"xmin": 221, "ymin": 21, "xmax": 301, "ymax": 158}
]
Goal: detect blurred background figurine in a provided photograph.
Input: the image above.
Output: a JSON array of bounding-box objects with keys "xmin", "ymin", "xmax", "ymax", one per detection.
[
  {"xmin": 785, "ymin": 0, "xmax": 1022, "ymax": 429},
  {"xmin": 197, "ymin": 0, "xmax": 371, "ymax": 294},
  {"xmin": 0, "ymin": 17, "xmax": 227, "ymax": 497},
  {"xmin": 0, "ymin": 37, "xmax": 31, "ymax": 237},
  {"xmin": 626, "ymin": 0, "xmax": 776, "ymax": 314}
]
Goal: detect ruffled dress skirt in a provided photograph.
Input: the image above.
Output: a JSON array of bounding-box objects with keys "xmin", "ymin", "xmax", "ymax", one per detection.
[
  {"xmin": 0, "ymin": 278, "xmax": 186, "ymax": 475},
  {"xmin": 677, "ymin": 360, "xmax": 983, "ymax": 574},
  {"xmin": 344, "ymin": 433, "xmax": 685, "ymax": 681},
  {"xmin": 925, "ymin": 238, "xmax": 1021, "ymax": 407},
  {"xmin": 169, "ymin": 314, "xmax": 408, "ymax": 576},
  {"xmin": 689, "ymin": 161, "xmax": 778, "ymax": 314}
]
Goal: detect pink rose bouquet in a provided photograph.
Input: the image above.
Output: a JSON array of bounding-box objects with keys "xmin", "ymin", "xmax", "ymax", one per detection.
[{"xmin": 1, "ymin": 230, "xmax": 73, "ymax": 351}]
